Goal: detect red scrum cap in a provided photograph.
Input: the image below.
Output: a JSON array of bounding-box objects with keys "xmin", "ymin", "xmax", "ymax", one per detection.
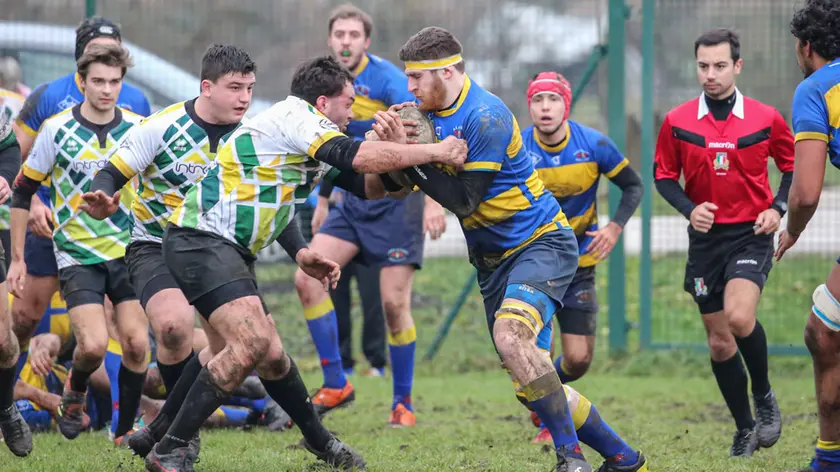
[{"xmin": 527, "ymin": 72, "xmax": 572, "ymax": 122}]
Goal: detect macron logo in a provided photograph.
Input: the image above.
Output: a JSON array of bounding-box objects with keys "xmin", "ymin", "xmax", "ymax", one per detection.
[
  {"xmin": 737, "ymin": 259, "xmax": 758, "ymax": 265},
  {"xmin": 708, "ymin": 142, "xmax": 735, "ymax": 149}
]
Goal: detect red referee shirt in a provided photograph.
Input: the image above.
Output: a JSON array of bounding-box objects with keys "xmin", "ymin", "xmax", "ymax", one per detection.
[{"xmin": 654, "ymin": 89, "xmax": 794, "ymax": 224}]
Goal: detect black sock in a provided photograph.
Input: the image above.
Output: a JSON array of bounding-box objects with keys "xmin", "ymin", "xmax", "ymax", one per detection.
[
  {"xmin": 711, "ymin": 353, "xmax": 755, "ymax": 430},
  {"xmin": 260, "ymin": 357, "xmax": 332, "ymax": 452},
  {"xmin": 115, "ymin": 364, "xmax": 146, "ymax": 437},
  {"xmin": 148, "ymin": 355, "xmax": 202, "ymax": 440},
  {"xmin": 157, "ymin": 367, "xmax": 229, "ymax": 455},
  {"xmin": 158, "ymin": 352, "xmax": 195, "ymax": 396},
  {"xmin": 69, "ymin": 365, "xmax": 96, "ymax": 393},
  {"xmin": 0, "ymin": 366, "xmax": 16, "ymax": 409},
  {"xmin": 735, "ymin": 321, "xmax": 771, "ymax": 397}
]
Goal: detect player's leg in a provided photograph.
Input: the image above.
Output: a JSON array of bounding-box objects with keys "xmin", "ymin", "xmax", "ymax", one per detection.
[
  {"xmin": 102, "ymin": 341, "xmax": 122, "ymax": 440},
  {"xmin": 380, "ymin": 264, "xmax": 416, "ymax": 425},
  {"xmin": 357, "ymin": 263, "xmax": 387, "ymax": 375},
  {"xmin": 333, "ymin": 262, "xmax": 355, "ymax": 375},
  {"xmin": 11, "ymin": 231, "xmax": 59, "ymax": 353},
  {"xmin": 553, "ymin": 266, "xmax": 598, "ymax": 384},
  {"xmin": 0, "ymin": 262, "xmax": 31, "ymax": 456}
]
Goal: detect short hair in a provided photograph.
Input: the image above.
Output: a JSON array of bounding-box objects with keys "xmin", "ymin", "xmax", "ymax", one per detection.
[
  {"xmin": 0, "ymin": 57, "xmax": 22, "ymax": 89},
  {"xmin": 694, "ymin": 28, "xmax": 741, "ymax": 62},
  {"xmin": 290, "ymin": 56, "xmax": 354, "ymax": 105},
  {"xmin": 77, "ymin": 43, "xmax": 133, "ymax": 79},
  {"xmin": 399, "ymin": 27, "xmax": 465, "ymax": 73},
  {"xmin": 200, "ymin": 44, "xmax": 257, "ymax": 83},
  {"xmin": 328, "ymin": 4, "xmax": 373, "ymax": 38},
  {"xmin": 791, "ymin": 0, "xmax": 840, "ymax": 62}
]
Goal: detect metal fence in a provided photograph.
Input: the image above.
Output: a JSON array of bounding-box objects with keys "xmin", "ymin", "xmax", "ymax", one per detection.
[{"xmin": 1, "ymin": 0, "xmax": 829, "ymax": 356}]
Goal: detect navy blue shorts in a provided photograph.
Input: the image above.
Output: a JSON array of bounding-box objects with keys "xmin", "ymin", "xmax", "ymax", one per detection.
[
  {"xmin": 477, "ymin": 229, "xmax": 579, "ymax": 354},
  {"xmin": 556, "ymin": 266, "xmax": 598, "ymax": 336},
  {"xmin": 24, "ymin": 229, "xmax": 58, "ymax": 277},
  {"xmin": 319, "ymin": 192, "xmax": 425, "ymax": 269}
]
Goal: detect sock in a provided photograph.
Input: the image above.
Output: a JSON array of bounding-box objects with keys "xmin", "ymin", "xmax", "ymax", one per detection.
[
  {"xmin": 304, "ymin": 298, "xmax": 347, "ymax": 389},
  {"xmin": 227, "ymin": 396, "xmax": 257, "ymax": 410},
  {"xmin": 388, "ymin": 325, "xmax": 416, "ymax": 411},
  {"xmin": 260, "ymin": 356, "xmax": 332, "ymax": 452},
  {"xmin": 14, "ymin": 345, "xmax": 27, "ymax": 381},
  {"xmin": 216, "ymin": 406, "xmax": 250, "ymax": 426},
  {"xmin": 148, "ymin": 355, "xmax": 202, "ymax": 440},
  {"xmin": 69, "ymin": 365, "xmax": 96, "ymax": 393},
  {"xmin": 524, "ymin": 372, "xmax": 583, "ymax": 459},
  {"xmin": 114, "ymin": 364, "xmax": 146, "ymax": 437},
  {"xmin": 103, "ymin": 350, "xmax": 122, "ymax": 436},
  {"xmin": 735, "ymin": 321, "xmax": 771, "ymax": 397},
  {"xmin": 814, "ymin": 440, "xmax": 840, "ymax": 470},
  {"xmin": 569, "ymin": 387, "xmax": 639, "ymax": 466},
  {"xmin": 156, "ymin": 367, "xmax": 229, "ymax": 455},
  {"xmin": 158, "ymin": 352, "xmax": 195, "ymax": 396},
  {"xmin": 711, "ymin": 353, "xmax": 755, "ymax": 430},
  {"xmin": 554, "ymin": 355, "xmax": 582, "ymax": 384},
  {"xmin": 0, "ymin": 366, "xmax": 16, "ymax": 409}
]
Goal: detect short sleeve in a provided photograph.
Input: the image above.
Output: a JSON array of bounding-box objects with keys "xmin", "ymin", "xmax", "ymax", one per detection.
[
  {"xmin": 286, "ymin": 109, "xmax": 345, "ymax": 158},
  {"xmin": 21, "ymin": 121, "xmax": 56, "ymax": 182},
  {"xmin": 653, "ymin": 114, "xmax": 681, "ymax": 180},
  {"xmin": 110, "ymin": 120, "xmax": 161, "ymax": 178},
  {"xmin": 792, "ymin": 78, "xmax": 829, "ymax": 143},
  {"xmin": 592, "ymin": 130, "xmax": 629, "ymax": 178},
  {"xmin": 15, "ymin": 83, "xmax": 52, "ymax": 137},
  {"xmin": 462, "ymin": 104, "xmax": 513, "ymax": 173}
]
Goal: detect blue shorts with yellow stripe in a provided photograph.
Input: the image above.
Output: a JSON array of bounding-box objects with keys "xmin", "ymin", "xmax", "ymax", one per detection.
[{"xmin": 477, "ymin": 229, "xmax": 579, "ymax": 354}]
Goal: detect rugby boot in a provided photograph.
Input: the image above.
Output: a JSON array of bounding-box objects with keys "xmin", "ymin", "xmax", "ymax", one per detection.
[
  {"xmin": 596, "ymin": 452, "xmax": 649, "ymax": 472},
  {"xmin": 129, "ymin": 427, "xmax": 200, "ymax": 459},
  {"xmin": 388, "ymin": 403, "xmax": 416, "ymax": 427},
  {"xmin": 312, "ymin": 382, "xmax": 355, "ymax": 418},
  {"xmin": 303, "ymin": 437, "xmax": 366, "ymax": 470},
  {"xmin": 56, "ymin": 390, "xmax": 86, "ymax": 440},
  {"xmin": 730, "ymin": 427, "xmax": 759, "ymax": 457},
  {"xmin": 551, "ymin": 445, "xmax": 592, "ymax": 472},
  {"xmin": 262, "ymin": 397, "xmax": 293, "ymax": 431},
  {"xmin": 145, "ymin": 441, "xmax": 198, "ymax": 472},
  {"xmin": 0, "ymin": 404, "xmax": 32, "ymax": 456},
  {"xmin": 754, "ymin": 389, "xmax": 782, "ymax": 448}
]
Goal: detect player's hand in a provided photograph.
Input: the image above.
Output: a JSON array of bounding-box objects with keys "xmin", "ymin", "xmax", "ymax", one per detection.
[
  {"xmin": 0, "ymin": 178, "xmax": 11, "ymax": 205},
  {"xmin": 28, "ymin": 345, "xmax": 53, "ymax": 377},
  {"xmin": 80, "ymin": 189, "xmax": 121, "ymax": 221},
  {"xmin": 311, "ymin": 200, "xmax": 329, "ymax": 234},
  {"xmin": 774, "ymin": 229, "xmax": 800, "ymax": 261},
  {"xmin": 423, "ymin": 196, "xmax": 447, "ymax": 240},
  {"xmin": 689, "ymin": 202, "xmax": 718, "ymax": 233},
  {"xmin": 42, "ymin": 393, "xmax": 61, "ymax": 416},
  {"xmin": 585, "ymin": 222, "xmax": 622, "ymax": 261},
  {"xmin": 754, "ymin": 208, "xmax": 781, "ymax": 235},
  {"xmin": 387, "ymin": 102, "xmax": 417, "ymax": 113},
  {"xmin": 295, "ymin": 248, "xmax": 341, "ymax": 291},
  {"xmin": 372, "ymin": 111, "xmax": 412, "ymax": 144},
  {"xmin": 7, "ymin": 260, "xmax": 26, "ymax": 299},
  {"xmin": 434, "ymin": 136, "xmax": 468, "ymax": 170},
  {"xmin": 28, "ymin": 197, "xmax": 53, "ymax": 239}
]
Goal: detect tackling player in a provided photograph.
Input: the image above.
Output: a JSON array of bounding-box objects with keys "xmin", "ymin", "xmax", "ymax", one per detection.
[
  {"xmin": 9, "ymin": 44, "xmax": 148, "ymax": 443},
  {"xmin": 777, "ymin": 2, "xmax": 840, "ymax": 471}
]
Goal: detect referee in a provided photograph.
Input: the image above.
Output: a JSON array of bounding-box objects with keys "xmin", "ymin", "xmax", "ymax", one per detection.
[{"xmin": 654, "ymin": 28, "xmax": 793, "ymax": 457}]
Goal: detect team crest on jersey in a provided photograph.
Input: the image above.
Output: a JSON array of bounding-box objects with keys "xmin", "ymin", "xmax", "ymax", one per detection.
[
  {"xmin": 694, "ymin": 277, "xmax": 708, "ymax": 296},
  {"xmin": 551, "ymin": 154, "xmax": 561, "ymax": 166},
  {"xmin": 574, "ymin": 149, "xmax": 590, "ymax": 161},
  {"xmin": 529, "ymin": 151, "xmax": 541, "ymax": 166},
  {"xmin": 452, "ymin": 126, "xmax": 464, "ymax": 139},
  {"xmin": 57, "ymin": 95, "xmax": 80, "ymax": 111},
  {"xmin": 714, "ymin": 152, "xmax": 729, "ymax": 173},
  {"xmin": 354, "ymin": 84, "xmax": 371, "ymax": 97},
  {"xmin": 172, "ymin": 138, "xmax": 189, "ymax": 153}
]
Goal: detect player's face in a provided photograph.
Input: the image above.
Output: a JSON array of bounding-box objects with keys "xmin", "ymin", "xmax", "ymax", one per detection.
[
  {"xmin": 82, "ymin": 63, "xmax": 123, "ymax": 113},
  {"xmin": 329, "ymin": 18, "xmax": 370, "ymax": 71},
  {"xmin": 529, "ymin": 93, "xmax": 566, "ymax": 135},
  {"xmin": 320, "ymin": 81, "xmax": 355, "ymax": 132},
  {"xmin": 406, "ymin": 69, "xmax": 447, "ymax": 111},
  {"xmin": 695, "ymin": 43, "xmax": 741, "ymax": 99},
  {"xmin": 203, "ymin": 72, "xmax": 255, "ymax": 124},
  {"xmin": 795, "ymin": 39, "xmax": 816, "ymax": 78}
]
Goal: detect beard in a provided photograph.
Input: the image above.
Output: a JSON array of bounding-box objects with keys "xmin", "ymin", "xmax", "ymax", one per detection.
[{"xmin": 417, "ymin": 75, "xmax": 448, "ymax": 111}]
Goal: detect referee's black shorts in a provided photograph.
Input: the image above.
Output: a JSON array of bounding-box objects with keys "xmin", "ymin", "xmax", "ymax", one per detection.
[{"xmin": 683, "ymin": 222, "xmax": 774, "ymax": 315}]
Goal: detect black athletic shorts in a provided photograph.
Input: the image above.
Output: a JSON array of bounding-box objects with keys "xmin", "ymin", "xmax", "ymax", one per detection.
[
  {"xmin": 58, "ymin": 258, "xmax": 137, "ymax": 310},
  {"xmin": 162, "ymin": 225, "xmax": 262, "ymax": 320},
  {"xmin": 125, "ymin": 240, "xmax": 180, "ymax": 309},
  {"xmin": 555, "ymin": 265, "xmax": 598, "ymax": 336},
  {"xmin": 684, "ymin": 222, "xmax": 773, "ymax": 315}
]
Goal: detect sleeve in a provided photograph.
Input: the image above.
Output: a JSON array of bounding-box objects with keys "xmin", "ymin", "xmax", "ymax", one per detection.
[
  {"xmin": 592, "ymin": 130, "xmax": 630, "ymax": 178},
  {"xmin": 769, "ymin": 109, "xmax": 795, "ymax": 173},
  {"xmin": 14, "ymin": 83, "xmax": 52, "ymax": 137},
  {"xmin": 325, "ymin": 170, "xmax": 367, "ymax": 199},
  {"xmin": 286, "ymin": 110, "xmax": 346, "ymax": 159},
  {"xmin": 653, "ymin": 114, "xmax": 682, "ymax": 181},
  {"xmin": 20, "ymin": 122, "xmax": 56, "ymax": 182},
  {"xmin": 792, "ymin": 78, "xmax": 830, "ymax": 143},
  {"xmin": 461, "ymin": 104, "xmax": 512, "ymax": 173},
  {"xmin": 109, "ymin": 122, "xmax": 160, "ymax": 179}
]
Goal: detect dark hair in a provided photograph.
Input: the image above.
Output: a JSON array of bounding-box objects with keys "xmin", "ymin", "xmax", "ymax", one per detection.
[
  {"xmin": 694, "ymin": 28, "xmax": 741, "ymax": 62},
  {"xmin": 399, "ymin": 27, "xmax": 465, "ymax": 73},
  {"xmin": 290, "ymin": 56, "xmax": 354, "ymax": 105},
  {"xmin": 200, "ymin": 44, "xmax": 257, "ymax": 83},
  {"xmin": 791, "ymin": 0, "xmax": 840, "ymax": 62},
  {"xmin": 77, "ymin": 43, "xmax": 133, "ymax": 79},
  {"xmin": 75, "ymin": 17, "xmax": 121, "ymax": 61},
  {"xmin": 328, "ymin": 4, "xmax": 373, "ymax": 38}
]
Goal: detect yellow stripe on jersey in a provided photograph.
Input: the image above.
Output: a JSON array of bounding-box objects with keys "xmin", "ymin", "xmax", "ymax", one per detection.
[
  {"xmin": 352, "ymin": 95, "xmax": 388, "ymax": 121},
  {"xmin": 463, "ymin": 162, "xmax": 502, "ymax": 171},
  {"xmin": 605, "ymin": 157, "xmax": 630, "ymax": 179},
  {"xmin": 568, "ymin": 203, "xmax": 597, "ymax": 235},
  {"xmin": 506, "ymin": 118, "xmax": 523, "ymax": 158},
  {"xmin": 795, "ymin": 131, "xmax": 829, "ymax": 142},
  {"xmin": 826, "ymin": 84, "xmax": 840, "ymax": 131},
  {"xmin": 502, "ymin": 209, "xmax": 570, "ymax": 261},
  {"xmin": 537, "ymin": 162, "xmax": 599, "ymax": 198},
  {"xmin": 15, "ymin": 119, "xmax": 36, "ymax": 137},
  {"xmin": 306, "ymin": 131, "xmax": 343, "ymax": 157},
  {"xmin": 111, "ymin": 155, "xmax": 137, "ymax": 179},
  {"xmin": 436, "ymin": 76, "xmax": 472, "ymax": 118},
  {"xmin": 461, "ymin": 170, "xmax": 545, "ymax": 230},
  {"xmin": 534, "ymin": 124, "xmax": 571, "ymax": 153},
  {"xmin": 22, "ymin": 164, "xmax": 47, "ymax": 182}
]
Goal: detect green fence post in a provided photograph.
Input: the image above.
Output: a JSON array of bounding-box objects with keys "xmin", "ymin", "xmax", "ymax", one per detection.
[
  {"xmin": 607, "ymin": 0, "xmax": 628, "ymax": 353},
  {"xmin": 86, "ymin": 0, "xmax": 96, "ymax": 18},
  {"xmin": 639, "ymin": 0, "xmax": 654, "ymax": 349}
]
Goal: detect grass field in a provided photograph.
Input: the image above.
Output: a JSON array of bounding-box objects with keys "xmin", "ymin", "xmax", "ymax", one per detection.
[{"xmin": 3, "ymin": 256, "xmax": 826, "ymax": 471}]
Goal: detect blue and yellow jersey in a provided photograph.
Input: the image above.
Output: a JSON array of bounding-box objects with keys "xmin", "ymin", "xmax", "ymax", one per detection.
[
  {"xmin": 345, "ymin": 54, "xmax": 416, "ymax": 140},
  {"xmin": 522, "ymin": 121, "xmax": 629, "ymax": 267},
  {"xmin": 430, "ymin": 76, "xmax": 570, "ymax": 269},
  {"xmin": 792, "ymin": 59, "xmax": 840, "ymax": 168}
]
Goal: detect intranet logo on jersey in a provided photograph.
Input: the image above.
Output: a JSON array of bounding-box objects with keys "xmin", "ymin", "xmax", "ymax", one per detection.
[{"xmin": 71, "ymin": 159, "xmax": 109, "ymax": 172}]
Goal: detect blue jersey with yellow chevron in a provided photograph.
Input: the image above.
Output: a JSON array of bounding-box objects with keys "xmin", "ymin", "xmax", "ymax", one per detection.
[
  {"xmin": 522, "ymin": 121, "xmax": 629, "ymax": 268},
  {"xmin": 792, "ymin": 58, "xmax": 840, "ymax": 168},
  {"xmin": 430, "ymin": 76, "xmax": 570, "ymax": 268},
  {"xmin": 345, "ymin": 54, "xmax": 415, "ymax": 140}
]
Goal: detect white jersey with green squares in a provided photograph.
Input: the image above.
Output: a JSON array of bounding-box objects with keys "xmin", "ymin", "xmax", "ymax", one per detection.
[
  {"xmin": 0, "ymin": 89, "xmax": 25, "ymax": 231},
  {"xmin": 169, "ymin": 96, "xmax": 343, "ymax": 254},
  {"xmin": 110, "ymin": 100, "xmax": 241, "ymax": 244},
  {"xmin": 21, "ymin": 106, "xmax": 141, "ymax": 268}
]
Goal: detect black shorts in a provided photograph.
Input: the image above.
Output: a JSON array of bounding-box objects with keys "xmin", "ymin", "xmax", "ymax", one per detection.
[
  {"xmin": 162, "ymin": 225, "xmax": 261, "ymax": 320},
  {"xmin": 684, "ymin": 223, "xmax": 773, "ymax": 315},
  {"xmin": 555, "ymin": 266, "xmax": 598, "ymax": 336},
  {"xmin": 58, "ymin": 259, "xmax": 137, "ymax": 310},
  {"xmin": 125, "ymin": 241, "xmax": 180, "ymax": 309}
]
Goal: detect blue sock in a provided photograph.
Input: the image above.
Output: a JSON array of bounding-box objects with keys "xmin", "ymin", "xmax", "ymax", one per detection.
[
  {"xmin": 103, "ymin": 347, "xmax": 122, "ymax": 436},
  {"xmin": 227, "ymin": 396, "xmax": 257, "ymax": 409},
  {"xmin": 575, "ymin": 397, "xmax": 638, "ymax": 466},
  {"xmin": 304, "ymin": 299, "xmax": 346, "ymax": 389},
  {"xmin": 814, "ymin": 440, "xmax": 840, "ymax": 471},
  {"xmin": 554, "ymin": 355, "xmax": 582, "ymax": 384},
  {"xmin": 251, "ymin": 397, "xmax": 267, "ymax": 413},
  {"xmin": 388, "ymin": 326, "xmax": 416, "ymax": 411},
  {"xmin": 527, "ymin": 375, "xmax": 582, "ymax": 458},
  {"xmin": 217, "ymin": 406, "xmax": 249, "ymax": 426}
]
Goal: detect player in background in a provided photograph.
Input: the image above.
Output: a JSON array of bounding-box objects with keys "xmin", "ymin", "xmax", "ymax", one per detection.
[
  {"xmin": 654, "ymin": 29, "xmax": 791, "ymax": 456},
  {"xmin": 522, "ymin": 72, "xmax": 643, "ymax": 448},
  {"xmin": 297, "ymin": 3, "xmax": 446, "ymax": 425},
  {"xmin": 8, "ymin": 43, "xmax": 148, "ymax": 443},
  {"xmin": 83, "ymin": 44, "xmax": 258, "ymax": 456},
  {"xmin": 777, "ymin": 2, "xmax": 840, "ymax": 471},
  {"xmin": 10, "ymin": 17, "xmax": 150, "ymax": 391},
  {"xmin": 0, "ymin": 83, "xmax": 25, "ymax": 271},
  {"xmin": 0, "ymin": 57, "xmax": 30, "ymax": 98}
]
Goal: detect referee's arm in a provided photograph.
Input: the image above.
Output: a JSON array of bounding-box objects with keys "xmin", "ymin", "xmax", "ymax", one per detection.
[
  {"xmin": 653, "ymin": 115, "xmax": 697, "ymax": 219},
  {"xmin": 768, "ymin": 110, "xmax": 795, "ymax": 217}
]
